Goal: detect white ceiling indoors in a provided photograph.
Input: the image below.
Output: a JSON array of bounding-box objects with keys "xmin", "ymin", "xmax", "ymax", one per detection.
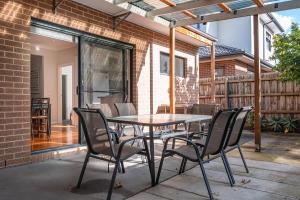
[
  {"xmin": 72, "ymin": 0, "xmax": 210, "ymax": 46},
  {"xmin": 30, "ymin": 33, "xmax": 77, "ymax": 52}
]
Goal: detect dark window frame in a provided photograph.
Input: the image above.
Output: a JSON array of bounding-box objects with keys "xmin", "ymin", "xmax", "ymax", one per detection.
[
  {"xmin": 266, "ymin": 31, "xmax": 272, "ymax": 52},
  {"xmin": 160, "ymin": 52, "xmax": 186, "ymax": 78}
]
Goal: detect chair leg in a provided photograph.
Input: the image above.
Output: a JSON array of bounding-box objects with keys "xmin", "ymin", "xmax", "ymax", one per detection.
[
  {"xmin": 156, "ymin": 153, "xmax": 166, "ymax": 184},
  {"xmin": 77, "ymin": 152, "xmax": 90, "ymax": 188},
  {"xmin": 198, "ymin": 160, "xmax": 214, "ymax": 200},
  {"xmin": 171, "ymin": 138, "xmax": 175, "ymax": 149},
  {"xmin": 179, "ymin": 158, "xmax": 184, "ymax": 174},
  {"xmin": 238, "ymin": 145, "xmax": 249, "ymax": 173},
  {"xmin": 121, "ymin": 161, "xmax": 125, "ymax": 173},
  {"xmin": 143, "ymin": 139, "xmax": 152, "ymax": 180},
  {"xmin": 180, "ymin": 158, "xmax": 187, "ymax": 174},
  {"xmin": 221, "ymin": 152, "xmax": 235, "ymax": 186},
  {"xmin": 107, "ymin": 159, "xmax": 120, "ymax": 200}
]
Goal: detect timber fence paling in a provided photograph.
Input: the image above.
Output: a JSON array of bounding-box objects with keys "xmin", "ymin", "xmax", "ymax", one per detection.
[{"xmin": 199, "ymin": 72, "xmax": 300, "ymax": 119}]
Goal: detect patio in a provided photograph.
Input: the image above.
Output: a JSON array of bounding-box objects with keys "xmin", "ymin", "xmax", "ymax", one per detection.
[
  {"xmin": 1, "ymin": 0, "xmax": 300, "ymax": 200},
  {"xmin": 1, "ymin": 132, "xmax": 300, "ymax": 200}
]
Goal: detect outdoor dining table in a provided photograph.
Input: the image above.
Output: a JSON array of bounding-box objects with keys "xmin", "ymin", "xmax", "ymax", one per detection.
[{"xmin": 107, "ymin": 113, "xmax": 212, "ymax": 186}]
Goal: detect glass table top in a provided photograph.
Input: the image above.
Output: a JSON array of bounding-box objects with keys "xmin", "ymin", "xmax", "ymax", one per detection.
[{"xmin": 107, "ymin": 114, "xmax": 212, "ymax": 126}]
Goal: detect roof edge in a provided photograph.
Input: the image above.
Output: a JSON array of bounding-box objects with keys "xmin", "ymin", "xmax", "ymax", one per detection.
[{"xmin": 184, "ymin": 26, "xmax": 218, "ymax": 43}]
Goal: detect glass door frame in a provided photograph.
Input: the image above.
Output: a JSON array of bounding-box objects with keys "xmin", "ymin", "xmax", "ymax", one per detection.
[
  {"xmin": 79, "ymin": 36, "xmax": 133, "ymax": 144},
  {"xmin": 31, "ymin": 18, "xmax": 134, "ymax": 148}
]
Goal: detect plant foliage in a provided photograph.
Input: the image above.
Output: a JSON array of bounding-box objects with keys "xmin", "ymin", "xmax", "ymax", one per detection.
[
  {"xmin": 268, "ymin": 117, "xmax": 284, "ymax": 132},
  {"xmin": 271, "ymin": 23, "xmax": 300, "ymax": 84},
  {"xmin": 281, "ymin": 116, "xmax": 297, "ymax": 133}
]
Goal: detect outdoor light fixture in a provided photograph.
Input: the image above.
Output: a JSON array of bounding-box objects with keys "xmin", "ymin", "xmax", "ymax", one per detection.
[{"xmin": 35, "ymin": 46, "xmax": 40, "ymax": 51}]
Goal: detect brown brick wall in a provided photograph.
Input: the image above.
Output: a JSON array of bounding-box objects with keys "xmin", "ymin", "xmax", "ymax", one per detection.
[{"xmin": 0, "ymin": 0, "xmax": 199, "ymax": 167}]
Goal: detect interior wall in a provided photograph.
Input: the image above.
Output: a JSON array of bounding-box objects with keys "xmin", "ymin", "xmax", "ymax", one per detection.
[
  {"xmin": 31, "ymin": 45, "xmax": 78, "ymax": 124},
  {"xmin": 56, "ymin": 46, "xmax": 78, "ymax": 123},
  {"xmin": 61, "ymin": 66, "xmax": 73, "ymax": 120},
  {"xmin": 31, "ymin": 48, "xmax": 59, "ymax": 123}
]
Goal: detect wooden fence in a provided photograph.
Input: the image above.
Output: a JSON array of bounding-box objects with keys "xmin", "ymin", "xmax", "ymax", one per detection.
[{"xmin": 199, "ymin": 72, "xmax": 300, "ymax": 119}]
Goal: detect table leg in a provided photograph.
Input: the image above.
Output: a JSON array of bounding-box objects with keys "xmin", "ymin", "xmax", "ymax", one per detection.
[{"xmin": 149, "ymin": 125, "xmax": 155, "ymax": 186}]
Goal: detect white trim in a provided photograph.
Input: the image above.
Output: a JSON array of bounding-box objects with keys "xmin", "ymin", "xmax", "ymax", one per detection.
[
  {"xmin": 175, "ymin": 0, "xmax": 300, "ymax": 27},
  {"xmin": 104, "ymin": 0, "xmax": 171, "ymax": 27}
]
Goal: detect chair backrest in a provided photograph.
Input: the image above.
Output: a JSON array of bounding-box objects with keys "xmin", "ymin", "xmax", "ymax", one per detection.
[
  {"xmin": 114, "ymin": 103, "xmax": 137, "ymax": 116},
  {"xmin": 86, "ymin": 103, "xmax": 113, "ymax": 118},
  {"xmin": 190, "ymin": 103, "xmax": 220, "ymax": 116},
  {"xmin": 202, "ymin": 109, "xmax": 236, "ymax": 156},
  {"xmin": 225, "ymin": 106, "xmax": 253, "ymax": 147},
  {"xmin": 73, "ymin": 108, "xmax": 115, "ymax": 156}
]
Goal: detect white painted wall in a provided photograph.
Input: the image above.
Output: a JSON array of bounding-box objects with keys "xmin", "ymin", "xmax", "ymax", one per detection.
[
  {"xmin": 201, "ymin": 15, "xmax": 278, "ymax": 64},
  {"xmin": 152, "ymin": 44, "xmax": 197, "ymax": 114},
  {"xmin": 137, "ymin": 45, "xmax": 151, "ymax": 115},
  {"xmin": 61, "ymin": 66, "xmax": 73, "ymax": 121},
  {"xmin": 56, "ymin": 46, "xmax": 78, "ymax": 123},
  {"xmin": 209, "ymin": 17, "xmax": 253, "ymax": 53}
]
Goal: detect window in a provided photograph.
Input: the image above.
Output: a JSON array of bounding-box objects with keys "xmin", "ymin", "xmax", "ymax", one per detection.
[
  {"xmin": 215, "ymin": 66, "xmax": 225, "ymax": 77},
  {"xmin": 160, "ymin": 52, "xmax": 186, "ymax": 78},
  {"xmin": 266, "ymin": 32, "xmax": 272, "ymax": 51}
]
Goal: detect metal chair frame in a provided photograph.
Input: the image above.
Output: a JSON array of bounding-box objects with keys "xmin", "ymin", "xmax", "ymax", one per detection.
[
  {"xmin": 223, "ymin": 107, "xmax": 253, "ymax": 175},
  {"xmin": 156, "ymin": 110, "xmax": 236, "ymax": 200},
  {"xmin": 74, "ymin": 108, "xmax": 151, "ymax": 200}
]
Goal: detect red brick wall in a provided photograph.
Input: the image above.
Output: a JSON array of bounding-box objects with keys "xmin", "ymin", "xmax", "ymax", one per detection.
[
  {"xmin": 199, "ymin": 60, "xmax": 236, "ymax": 78},
  {"xmin": 199, "ymin": 59, "xmax": 270, "ymax": 79},
  {"xmin": 0, "ymin": 0, "xmax": 199, "ymax": 167}
]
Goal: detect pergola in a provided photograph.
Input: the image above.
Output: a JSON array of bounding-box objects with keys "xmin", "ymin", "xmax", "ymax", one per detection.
[{"xmin": 95, "ymin": 0, "xmax": 300, "ymax": 151}]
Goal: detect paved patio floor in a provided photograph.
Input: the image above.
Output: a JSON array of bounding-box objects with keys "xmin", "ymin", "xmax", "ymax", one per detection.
[{"xmin": 0, "ymin": 132, "xmax": 300, "ymax": 200}]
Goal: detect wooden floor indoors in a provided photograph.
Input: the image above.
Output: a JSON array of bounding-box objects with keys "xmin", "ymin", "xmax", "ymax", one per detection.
[{"xmin": 31, "ymin": 124, "xmax": 78, "ymax": 151}]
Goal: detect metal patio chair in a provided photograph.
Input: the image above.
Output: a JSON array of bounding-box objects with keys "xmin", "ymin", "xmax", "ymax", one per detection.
[
  {"xmin": 86, "ymin": 103, "xmax": 118, "ymax": 133},
  {"xmin": 188, "ymin": 103, "xmax": 221, "ymax": 134},
  {"xmin": 73, "ymin": 108, "xmax": 151, "ymax": 200},
  {"xmin": 156, "ymin": 109, "xmax": 236, "ymax": 200},
  {"xmin": 114, "ymin": 103, "xmax": 143, "ymax": 137},
  {"xmin": 86, "ymin": 103, "xmax": 124, "ymax": 172},
  {"xmin": 223, "ymin": 106, "xmax": 253, "ymax": 174}
]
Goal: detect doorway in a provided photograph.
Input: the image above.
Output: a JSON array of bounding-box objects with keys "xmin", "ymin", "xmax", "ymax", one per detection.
[
  {"xmin": 30, "ymin": 26, "xmax": 79, "ymax": 151},
  {"xmin": 30, "ymin": 20, "xmax": 133, "ymax": 152},
  {"xmin": 59, "ymin": 65, "xmax": 73, "ymax": 125}
]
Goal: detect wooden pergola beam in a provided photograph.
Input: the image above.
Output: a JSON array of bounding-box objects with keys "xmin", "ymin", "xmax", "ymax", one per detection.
[
  {"xmin": 160, "ymin": 0, "xmax": 176, "ymax": 7},
  {"xmin": 169, "ymin": 27, "xmax": 176, "ymax": 114},
  {"xmin": 160, "ymin": 0, "xmax": 197, "ymax": 19},
  {"xmin": 182, "ymin": 10, "xmax": 197, "ymax": 19},
  {"xmin": 210, "ymin": 43, "xmax": 216, "ymax": 102},
  {"xmin": 150, "ymin": 0, "xmax": 235, "ymax": 16},
  {"xmin": 253, "ymin": 0, "xmax": 264, "ymax": 7},
  {"xmin": 218, "ymin": 3, "xmax": 232, "ymax": 13},
  {"xmin": 254, "ymin": 14, "xmax": 261, "ymax": 151},
  {"xmin": 174, "ymin": 0, "xmax": 300, "ymax": 27}
]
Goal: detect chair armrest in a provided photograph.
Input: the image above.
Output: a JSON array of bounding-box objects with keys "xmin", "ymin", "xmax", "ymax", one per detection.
[
  {"xmin": 188, "ymin": 132, "xmax": 208, "ymax": 140},
  {"xmin": 117, "ymin": 136, "xmax": 145, "ymax": 156},
  {"xmin": 164, "ymin": 137, "xmax": 199, "ymax": 150}
]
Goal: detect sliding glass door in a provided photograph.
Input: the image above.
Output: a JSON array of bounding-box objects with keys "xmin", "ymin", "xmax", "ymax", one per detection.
[{"xmin": 80, "ymin": 37, "xmax": 131, "ymax": 108}]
